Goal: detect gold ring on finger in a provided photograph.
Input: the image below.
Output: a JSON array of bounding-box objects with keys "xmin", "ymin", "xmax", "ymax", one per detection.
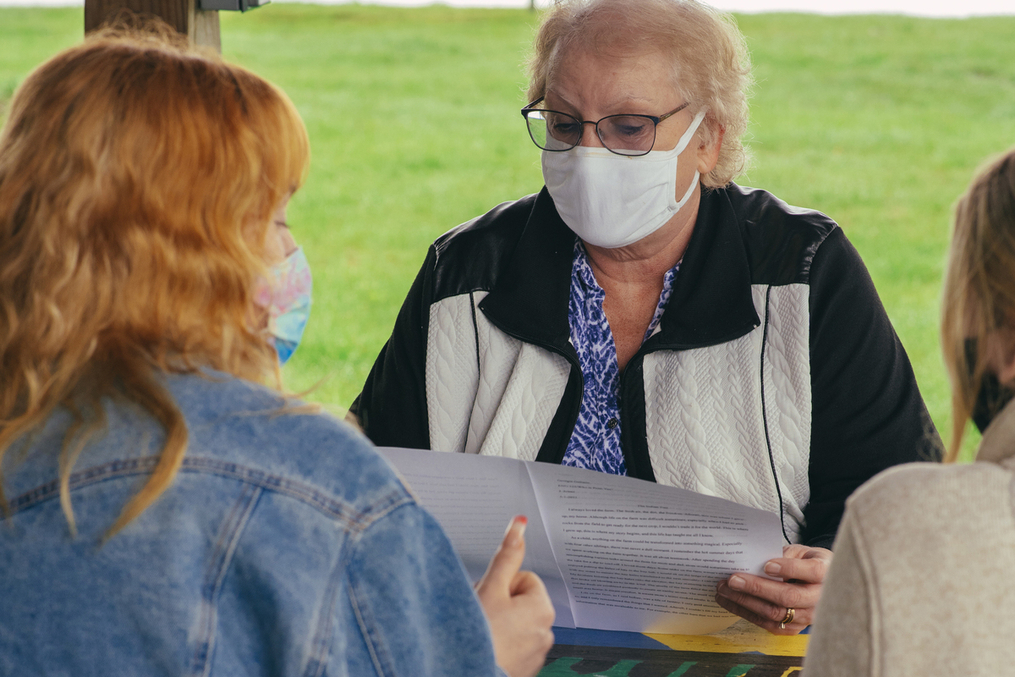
[{"xmin": 779, "ymin": 607, "xmax": 795, "ymax": 630}]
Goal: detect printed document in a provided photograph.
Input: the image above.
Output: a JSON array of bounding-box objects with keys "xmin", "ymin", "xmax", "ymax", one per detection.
[{"xmin": 379, "ymin": 447, "xmax": 783, "ymax": 634}]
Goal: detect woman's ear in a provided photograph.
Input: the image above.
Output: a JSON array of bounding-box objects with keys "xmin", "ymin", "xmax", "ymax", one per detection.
[{"xmin": 696, "ymin": 123, "xmax": 724, "ymax": 175}]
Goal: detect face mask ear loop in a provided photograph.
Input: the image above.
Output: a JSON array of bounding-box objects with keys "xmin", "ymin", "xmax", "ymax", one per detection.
[
  {"xmin": 673, "ymin": 170, "xmax": 701, "ymax": 213},
  {"xmin": 657, "ymin": 108, "xmax": 708, "ymax": 160},
  {"xmin": 663, "ymin": 110, "xmax": 707, "ymax": 213}
]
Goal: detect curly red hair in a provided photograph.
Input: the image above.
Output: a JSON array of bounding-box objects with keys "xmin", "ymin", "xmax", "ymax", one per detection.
[{"xmin": 0, "ymin": 25, "xmax": 310, "ymax": 536}]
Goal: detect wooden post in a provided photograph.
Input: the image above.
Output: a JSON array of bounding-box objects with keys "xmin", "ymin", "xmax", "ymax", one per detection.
[{"xmin": 84, "ymin": 0, "xmax": 222, "ymax": 52}]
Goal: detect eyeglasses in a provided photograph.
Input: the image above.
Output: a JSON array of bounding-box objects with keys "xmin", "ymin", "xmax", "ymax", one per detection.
[{"xmin": 521, "ymin": 97, "xmax": 690, "ymax": 157}]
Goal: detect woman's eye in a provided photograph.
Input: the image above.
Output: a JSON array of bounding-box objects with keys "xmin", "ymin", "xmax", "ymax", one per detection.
[
  {"xmin": 550, "ymin": 121, "xmax": 580, "ymax": 138},
  {"xmin": 616, "ymin": 122, "xmax": 649, "ymax": 137}
]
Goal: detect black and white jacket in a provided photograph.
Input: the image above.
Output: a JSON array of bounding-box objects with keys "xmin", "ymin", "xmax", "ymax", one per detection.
[{"xmin": 351, "ymin": 184, "xmax": 941, "ymax": 548}]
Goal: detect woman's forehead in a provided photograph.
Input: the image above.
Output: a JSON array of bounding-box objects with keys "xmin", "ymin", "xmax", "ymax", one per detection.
[{"xmin": 546, "ymin": 46, "xmax": 678, "ymax": 108}]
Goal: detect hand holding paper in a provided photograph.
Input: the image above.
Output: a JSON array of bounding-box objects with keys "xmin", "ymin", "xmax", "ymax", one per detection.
[{"xmin": 715, "ymin": 543, "xmax": 832, "ymax": 634}]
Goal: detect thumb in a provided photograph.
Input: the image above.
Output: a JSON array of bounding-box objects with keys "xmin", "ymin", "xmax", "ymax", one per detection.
[{"xmin": 478, "ymin": 515, "xmax": 528, "ymax": 594}]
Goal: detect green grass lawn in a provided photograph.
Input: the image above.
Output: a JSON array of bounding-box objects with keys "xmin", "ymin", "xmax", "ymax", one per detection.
[{"xmin": 3, "ymin": 5, "xmax": 1014, "ymax": 459}]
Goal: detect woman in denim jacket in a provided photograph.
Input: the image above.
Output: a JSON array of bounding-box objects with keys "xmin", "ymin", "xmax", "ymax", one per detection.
[{"xmin": 0, "ymin": 26, "xmax": 553, "ymax": 677}]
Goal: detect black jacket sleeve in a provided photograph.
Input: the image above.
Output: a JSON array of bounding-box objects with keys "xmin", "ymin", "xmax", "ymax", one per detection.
[
  {"xmin": 803, "ymin": 228, "xmax": 942, "ymax": 548},
  {"xmin": 348, "ymin": 247, "xmax": 436, "ymax": 450}
]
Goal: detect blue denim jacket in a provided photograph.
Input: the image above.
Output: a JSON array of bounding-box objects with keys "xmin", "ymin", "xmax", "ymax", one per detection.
[{"xmin": 0, "ymin": 372, "xmax": 501, "ymax": 676}]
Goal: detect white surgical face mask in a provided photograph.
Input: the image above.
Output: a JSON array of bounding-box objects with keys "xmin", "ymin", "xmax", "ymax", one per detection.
[{"xmin": 541, "ymin": 109, "xmax": 707, "ymax": 249}]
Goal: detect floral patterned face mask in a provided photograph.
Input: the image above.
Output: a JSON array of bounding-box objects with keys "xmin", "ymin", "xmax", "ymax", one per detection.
[{"xmin": 254, "ymin": 247, "xmax": 313, "ymax": 365}]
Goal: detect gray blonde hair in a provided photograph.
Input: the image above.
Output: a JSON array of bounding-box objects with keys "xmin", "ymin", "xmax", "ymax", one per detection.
[
  {"xmin": 941, "ymin": 148, "xmax": 1015, "ymax": 461},
  {"xmin": 527, "ymin": 0, "xmax": 753, "ymax": 188}
]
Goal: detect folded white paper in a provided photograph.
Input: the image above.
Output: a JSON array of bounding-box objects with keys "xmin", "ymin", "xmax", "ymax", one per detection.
[{"xmin": 378, "ymin": 447, "xmax": 783, "ymax": 635}]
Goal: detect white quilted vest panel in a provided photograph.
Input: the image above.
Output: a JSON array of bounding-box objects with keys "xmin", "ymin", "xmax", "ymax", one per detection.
[
  {"xmin": 426, "ymin": 293, "xmax": 482, "ymax": 454},
  {"xmin": 643, "ymin": 284, "xmax": 811, "ymax": 542},
  {"xmin": 426, "ymin": 292, "xmax": 571, "ymax": 460}
]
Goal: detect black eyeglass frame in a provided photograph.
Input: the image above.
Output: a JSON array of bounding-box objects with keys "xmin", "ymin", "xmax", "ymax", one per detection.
[{"xmin": 520, "ymin": 97, "xmax": 691, "ymax": 157}]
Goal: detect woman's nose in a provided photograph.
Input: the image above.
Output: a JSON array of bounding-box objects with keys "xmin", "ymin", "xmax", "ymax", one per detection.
[{"xmin": 578, "ymin": 121, "xmax": 605, "ymax": 148}]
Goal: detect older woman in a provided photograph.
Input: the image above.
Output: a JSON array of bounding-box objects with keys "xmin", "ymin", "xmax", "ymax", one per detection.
[
  {"xmin": 805, "ymin": 149, "xmax": 1015, "ymax": 674},
  {"xmin": 0, "ymin": 28, "xmax": 552, "ymax": 676},
  {"xmin": 350, "ymin": 0, "xmax": 938, "ymax": 633}
]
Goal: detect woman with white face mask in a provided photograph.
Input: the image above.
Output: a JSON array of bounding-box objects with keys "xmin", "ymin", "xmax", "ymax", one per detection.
[{"xmin": 351, "ymin": 0, "xmax": 940, "ymax": 634}]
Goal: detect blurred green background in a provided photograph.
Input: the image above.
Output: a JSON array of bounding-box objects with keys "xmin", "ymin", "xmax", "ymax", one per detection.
[{"xmin": 2, "ymin": 5, "xmax": 1014, "ymax": 459}]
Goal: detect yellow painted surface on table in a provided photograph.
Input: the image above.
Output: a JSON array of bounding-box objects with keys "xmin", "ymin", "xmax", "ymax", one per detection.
[{"xmin": 646, "ymin": 619, "xmax": 809, "ymax": 656}]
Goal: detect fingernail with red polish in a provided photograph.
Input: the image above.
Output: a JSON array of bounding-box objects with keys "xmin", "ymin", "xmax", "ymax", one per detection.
[{"xmin": 507, "ymin": 515, "xmax": 527, "ymax": 545}]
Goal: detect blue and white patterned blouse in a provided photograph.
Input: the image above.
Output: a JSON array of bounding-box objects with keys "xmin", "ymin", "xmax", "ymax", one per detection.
[{"xmin": 561, "ymin": 241, "xmax": 680, "ymax": 475}]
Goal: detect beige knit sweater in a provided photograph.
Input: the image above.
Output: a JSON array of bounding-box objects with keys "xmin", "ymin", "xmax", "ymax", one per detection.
[{"xmin": 804, "ymin": 400, "xmax": 1015, "ymax": 676}]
